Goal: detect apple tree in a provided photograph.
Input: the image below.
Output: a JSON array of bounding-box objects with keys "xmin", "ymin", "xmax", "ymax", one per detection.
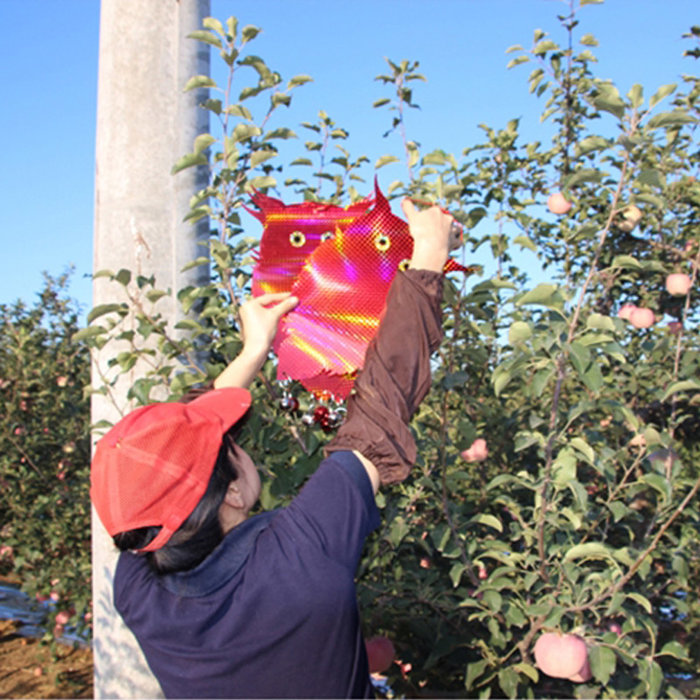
[
  {"xmin": 80, "ymin": 6, "xmax": 700, "ymax": 697},
  {"xmin": 0, "ymin": 271, "xmax": 93, "ymax": 641}
]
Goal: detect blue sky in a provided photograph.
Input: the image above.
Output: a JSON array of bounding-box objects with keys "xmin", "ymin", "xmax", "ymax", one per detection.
[{"xmin": 0, "ymin": 0, "xmax": 697, "ymax": 315}]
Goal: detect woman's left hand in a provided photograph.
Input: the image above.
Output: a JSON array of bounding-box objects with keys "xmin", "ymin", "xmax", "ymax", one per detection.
[
  {"xmin": 239, "ymin": 292, "xmax": 299, "ymax": 359},
  {"xmin": 213, "ymin": 292, "xmax": 298, "ymax": 391}
]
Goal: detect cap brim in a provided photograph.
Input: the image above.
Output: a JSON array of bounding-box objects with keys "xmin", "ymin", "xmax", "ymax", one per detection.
[{"xmin": 187, "ymin": 387, "xmax": 252, "ymax": 433}]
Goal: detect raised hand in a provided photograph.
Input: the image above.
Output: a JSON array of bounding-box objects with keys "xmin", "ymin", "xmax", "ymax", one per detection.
[{"xmin": 401, "ymin": 198, "xmax": 456, "ymax": 273}]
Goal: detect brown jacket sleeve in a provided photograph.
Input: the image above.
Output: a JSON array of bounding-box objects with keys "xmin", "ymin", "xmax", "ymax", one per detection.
[{"xmin": 324, "ymin": 269, "xmax": 444, "ymax": 484}]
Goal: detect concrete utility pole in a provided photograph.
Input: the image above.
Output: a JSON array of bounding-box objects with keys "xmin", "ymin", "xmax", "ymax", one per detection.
[{"xmin": 92, "ymin": 0, "xmax": 210, "ymax": 696}]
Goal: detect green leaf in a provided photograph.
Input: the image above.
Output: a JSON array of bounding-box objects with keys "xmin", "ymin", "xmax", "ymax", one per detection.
[
  {"xmin": 649, "ymin": 83, "xmax": 677, "ymax": 108},
  {"xmin": 647, "ymin": 110, "xmax": 696, "ymax": 129},
  {"xmin": 587, "ymin": 313, "xmax": 615, "ymax": 332},
  {"xmin": 193, "ymin": 133, "xmax": 215, "ymax": 155},
  {"xmin": 574, "ymin": 135, "xmax": 610, "ymax": 156},
  {"xmin": 627, "ymin": 591, "xmax": 652, "ymax": 613},
  {"xmin": 506, "ymin": 55, "xmax": 530, "ymax": 69},
  {"xmin": 659, "ymin": 640, "xmax": 690, "ymax": 661},
  {"xmin": 569, "ymin": 437, "xmax": 595, "ymax": 463},
  {"xmin": 287, "ymin": 74, "xmax": 313, "ymax": 89},
  {"xmin": 115, "ymin": 269, "xmax": 131, "ymax": 286},
  {"xmin": 241, "ymin": 25, "xmax": 261, "ymax": 43},
  {"xmin": 611, "ymin": 254, "xmax": 642, "ymax": 269},
  {"xmin": 589, "ymin": 644, "xmax": 616, "ymax": 685},
  {"xmin": 516, "ymin": 283, "xmax": 558, "ymax": 306},
  {"xmin": 171, "ymin": 152, "xmax": 208, "ymax": 175},
  {"xmin": 492, "ymin": 366, "xmax": 512, "ymax": 396},
  {"xmin": 181, "ymin": 257, "xmax": 209, "ymax": 272},
  {"xmin": 250, "ymin": 149, "xmax": 277, "ymax": 168},
  {"xmin": 373, "ymin": 98, "xmax": 391, "ymax": 108},
  {"xmin": 226, "ymin": 104, "xmax": 254, "ymax": 120},
  {"xmin": 564, "ymin": 542, "xmax": 614, "ymax": 563},
  {"xmin": 232, "ymin": 123, "xmax": 262, "ymax": 143},
  {"xmin": 513, "ymin": 663, "xmax": 538, "ymax": 683},
  {"xmin": 449, "ymin": 562, "xmax": 465, "ymax": 587},
  {"xmin": 608, "ymin": 501, "xmax": 629, "ymax": 522},
  {"xmin": 498, "ymin": 667, "xmax": 519, "ymax": 699},
  {"xmin": 640, "ymin": 473, "xmax": 671, "ymax": 502},
  {"xmin": 592, "ymin": 83, "xmax": 626, "ymax": 118},
  {"xmin": 265, "ymin": 127, "xmax": 297, "ymax": 140},
  {"xmin": 508, "ymin": 321, "xmax": 532, "ymax": 344},
  {"xmin": 579, "ymin": 33, "xmax": 599, "ymax": 46},
  {"xmin": 86, "ymin": 303, "xmax": 126, "ymax": 324},
  {"xmin": 183, "ymin": 75, "xmax": 217, "ymax": 92},
  {"xmin": 483, "ymin": 590, "xmax": 503, "ymax": 613},
  {"xmin": 72, "ymin": 326, "xmax": 107, "ymax": 342},
  {"xmin": 512, "ymin": 235, "xmax": 537, "ymax": 252},
  {"xmin": 565, "ymin": 168, "xmax": 604, "ymax": 188},
  {"xmin": 643, "ymin": 659, "xmax": 664, "ymax": 698},
  {"xmin": 465, "ymin": 660, "xmax": 489, "ymax": 689},
  {"xmin": 661, "ymin": 379, "xmax": 700, "ymax": 401},
  {"xmin": 637, "ymin": 169, "xmax": 666, "ymax": 188},
  {"xmin": 533, "ymin": 40, "xmax": 558, "ymax": 55},
  {"xmin": 145, "ymin": 290, "xmax": 168, "ymax": 303},
  {"xmin": 470, "ymin": 514, "xmax": 503, "ymax": 533},
  {"xmin": 627, "ymin": 83, "xmax": 644, "ymax": 109},
  {"xmin": 247, "ymin": 175, "xmax": 276, "ymax": 189},
  {"xmin": 375, "ymin": 154, "xmax": 400, "ymax": 169},
  {"xmin": 552, "ymin": 449, "xmax": 577, "ymax": 486},
  {"xmin": 187, "ymin": 30, "xmax": 222, "ymax": 49},
  {"xmin": 202, "ymin": 17, "xmax": 225, "ymax": 36}
]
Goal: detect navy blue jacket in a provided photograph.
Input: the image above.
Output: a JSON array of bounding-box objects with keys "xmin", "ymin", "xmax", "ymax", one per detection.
[{"xmin": 114, "ymin": 451, "xmax": 380, "ymax": 698}]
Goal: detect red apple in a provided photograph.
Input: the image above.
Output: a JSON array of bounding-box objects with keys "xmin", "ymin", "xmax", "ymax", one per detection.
[
  {"xmin": 665, "ymin": 273, "xmax": 692, "ymax": 296},
  {"xmin": 617, "ymin": 303, "xmax": 637, "ymax": 321},
  {"xmin": 478, "ymin": 566, "xmax": 488, "ymax": 580},
  {"xmin": 547, "ymin": 192, "xmax": 572, "ymax": 215},
  {"xmin": 568, "ymin": 656, "xmax": 592, "ymax": 683},
  {"xmin": 629, "ymin": 307, "xmax": 655, "ymax": 329},
  {"xmin": 56, "ymin": 376, "xmax": 68, "ymax": 387},
  {"xmin": 461, "ymin": 438, "xmax": 489, "ymax": 462},
  {"xmin": 667, "ymin": 321, "xmax": 683, "ymax": 334},
  {"xmin": 617, "ymin": 204, "xmax": 642, "ymax": 232},
  {"xmin": 608, "ymin": 622, "xmax": 622, "ymax": 636},
  {"xmin": 533, "ymin": 632, "xmax": 588, "ymax": 679},
  {"xmin": 365, "ymin": 636, "xmax": 396, "ymax": 674},
  {"xmin": 55, "ymin": 610, "xmax": 71, "ymax": 625}
]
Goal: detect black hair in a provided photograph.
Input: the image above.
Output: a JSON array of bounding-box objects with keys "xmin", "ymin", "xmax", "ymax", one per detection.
[{"xmin": 113, "ymin": 431, "xmax": 240, "ymax": 575}]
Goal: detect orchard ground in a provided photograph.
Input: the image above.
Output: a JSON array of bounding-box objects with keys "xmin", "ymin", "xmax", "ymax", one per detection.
[
  {"xmin": 0, "ymin": 619, "xmax": 92, "ymax": 699},
  {"xmin": 0, "ymin": 577, "xmax": 92, "ymax": 699}
]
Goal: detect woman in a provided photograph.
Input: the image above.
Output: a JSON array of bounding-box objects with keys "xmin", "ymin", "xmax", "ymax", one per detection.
[{"xmin": 90, "ymin": 200, "xmax": 455, "ymax": 698}]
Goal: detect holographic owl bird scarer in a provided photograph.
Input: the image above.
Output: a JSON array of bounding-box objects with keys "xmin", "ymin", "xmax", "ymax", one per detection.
[
  {"xmin": 250, "ymin": 182, "xmax": 478, "ymax": 401},
  {"xmin": 245, "ymin": 190, "xmax": 374, "ymax": 297}
]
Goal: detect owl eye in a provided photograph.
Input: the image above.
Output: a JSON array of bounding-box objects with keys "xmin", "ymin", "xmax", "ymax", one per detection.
[
  {"xmin": 374, "ymin": 234, "xmax": 391, "ymax": 252},
  {"xmin": 321, "ymin": 230, "xmax": 334, "ymax": 242},
  {"xmin": 398, "ymin": 258, "xmax": 410, "ymax": 271},
  {"xmin": 289, "ymin": 231, "xmax": 306, "ymax": 248}
]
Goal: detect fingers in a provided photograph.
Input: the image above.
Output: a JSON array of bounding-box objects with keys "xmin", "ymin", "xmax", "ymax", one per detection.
[
  {"xmin": 401, "ymin": 197, "xmax": 419, "ymax": 221},
  {"xmin": 270, "ymin": 294, "xmax": 299, "ymax": 319},
  {"xmin": 252, "ymin": 291, "xmax": 298, "ymax": 307}
]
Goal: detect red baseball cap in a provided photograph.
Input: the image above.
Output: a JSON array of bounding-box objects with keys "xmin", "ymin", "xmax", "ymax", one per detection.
[{"xmin": 90, "ymin": 387, "xmax": 251, "ymax": 552}]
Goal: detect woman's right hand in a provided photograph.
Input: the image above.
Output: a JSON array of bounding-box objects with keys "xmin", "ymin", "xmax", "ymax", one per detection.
[{"xmin": 401, "ymin": 199, "xmax": 455, "ymax": 272}]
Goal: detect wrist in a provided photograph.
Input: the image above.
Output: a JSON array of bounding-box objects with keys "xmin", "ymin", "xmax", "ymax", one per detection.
[{"xmin": 409, "ymin": 242, "xmax": 449, "ymax": 273}]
